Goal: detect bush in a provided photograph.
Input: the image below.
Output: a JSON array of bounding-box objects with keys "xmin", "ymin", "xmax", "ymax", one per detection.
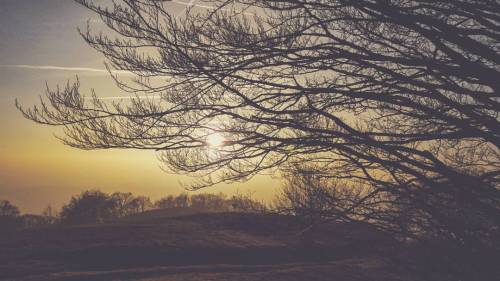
[{"xmin": 60, "ymin": 190, "xmax": 117, "ymax": 224}]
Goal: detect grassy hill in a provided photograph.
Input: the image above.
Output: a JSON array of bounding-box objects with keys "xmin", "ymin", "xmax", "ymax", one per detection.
[{"xmin": 0, "ymin": 211, "xmax": 492, "ymax": 281}]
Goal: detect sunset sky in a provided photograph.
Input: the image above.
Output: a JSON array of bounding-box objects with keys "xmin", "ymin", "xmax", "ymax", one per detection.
[{"xmin": 0, "ymin": 0, "xmax": 280, "ymax": 213}]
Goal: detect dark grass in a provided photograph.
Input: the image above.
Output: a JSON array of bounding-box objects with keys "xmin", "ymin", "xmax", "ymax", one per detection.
[{"xmin": 0, "ymin": 212, "xmax": 497, "ymax": 281}]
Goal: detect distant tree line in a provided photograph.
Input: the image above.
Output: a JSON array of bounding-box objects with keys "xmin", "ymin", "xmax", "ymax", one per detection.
[
  {"xmin": 0, "ymin": 200, "xmax": 56, "ymax": 230},
  {"xmin": 0, "ymin": 190, "xmax": 265, "ymax": 229}
]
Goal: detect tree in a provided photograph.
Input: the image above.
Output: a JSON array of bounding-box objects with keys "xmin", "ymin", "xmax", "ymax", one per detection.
[
  {"xmin": 174, "ymin": 193, "xmax": 190, "ymax": 208},
  {"xmin": 129, "ymin": 195, "xmax": 153, "ymax": 213},
  {"xmin": 42, "ymin": 204, "xmax": 59, "ymax": 224},
  {"xmin": 60, "ymin": 190, "xmax": 117, "ymax": 224},
  {"xmin": 0, "ymin": 200, "xmax": 20, "ymax": 217},
  {"xmin": 274, "ymin": 165, "xmax": 422, "ymax": 239},
  {"xmin": 17, "ymin": 0, "xmax": 499, "ymax": 245},
  {"xmin": 110, "ymin": 192, "xmax": 136, "ymax": 217},
  {"xmin": 190, "ymin": 193, "xmax": 228, "ymax": 210},
  {"xmin": 20, "ymin": 214, "xmax": 53, "ymax": 229},
  {"xmin": 154, "ymin": 193, "xmax": 190, "ymax": 208},
  {"xmin": 0, "ymin": 200, "xmax": 21, "ymax": 230},
  {"xmin": 230, "ymin": 193, "xmax": 267, "ymax": 213},
  {"xmin": 155, "ymin": 195, "xmax": 176, "ymax": 209},
  {"xmin": 110, "ymin": 192, "xmax": 153, "ymax": 215}
]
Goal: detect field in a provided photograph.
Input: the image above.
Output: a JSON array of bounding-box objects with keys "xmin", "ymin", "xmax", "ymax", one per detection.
[{"xmin": 0, "ymin": 211, "xmax": 491, "ymax": 281}]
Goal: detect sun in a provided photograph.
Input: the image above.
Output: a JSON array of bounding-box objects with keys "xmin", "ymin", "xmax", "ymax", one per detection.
[{"xmin": 206, "ymin": 133, "xmax": 225, "ymax": 147}]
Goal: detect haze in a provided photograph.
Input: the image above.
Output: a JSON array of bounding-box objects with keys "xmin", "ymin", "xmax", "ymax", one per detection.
[{"xmin": 0, "ymin": 0, "xmax": 279, "ymax": 214}]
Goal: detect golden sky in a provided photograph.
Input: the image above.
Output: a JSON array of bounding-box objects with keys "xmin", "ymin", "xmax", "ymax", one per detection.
[{"xmin": 0, "ymin": 0, "xmax": 280, "ymax": 213}]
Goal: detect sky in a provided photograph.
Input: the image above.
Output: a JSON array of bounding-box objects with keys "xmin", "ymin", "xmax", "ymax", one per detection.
[{"xmin": 0, "ymin": 0, "xmax": 280, "ymax": 213}]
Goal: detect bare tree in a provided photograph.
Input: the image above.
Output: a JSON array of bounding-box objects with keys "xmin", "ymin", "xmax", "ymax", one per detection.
[
  {"xmin": 155, "ymin": 193, "xmax": 190, "ymax": 208},
  {"xmin": 130, "ymin": 195, "xmax": 153, "ymax": 213},
  {"xmin": 230, "ymin": 192, "xmax": 267, "ymax": 213},
  {"xmin": 41, "ymin": 204, "xmax": 59, "ymax": 224},
  {"xmin": 190, "ymin": 193, "xmax": 228, "ymax": 210},
  {"xmin": 154, "ymin": 195, "xmax": 177, "ymax": 209},
  {"xmin": 274, "ymin": 165, "xmax": 424, "ymax": 240},
  {"xmin": 0, "ymin": 200, "xmax": 21, "ymax": 230},
  {"xmin": 110, "ymin": 192, "xmax": 136, "ymax": 217},
  {"xmin": 174, "ymin": 193, "xmax": 190, "ymax": 208},
  {"xmin": 17, "ymin": 0, "xmax": 500, "ymax": 245},
  {"xmin": 0, "ymin": 200, "xmax": 20, "ymax": 217}
]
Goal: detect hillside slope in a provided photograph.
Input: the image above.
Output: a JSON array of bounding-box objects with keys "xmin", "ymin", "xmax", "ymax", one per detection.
[{"xmin": 0, "ymin": 212, "xmax": 438, "ymax": 281}]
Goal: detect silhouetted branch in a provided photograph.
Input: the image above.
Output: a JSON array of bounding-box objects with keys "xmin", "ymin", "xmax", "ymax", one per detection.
[{"xmin": 18, "ymin": 0, "xmax": 500, "ymax": 245}]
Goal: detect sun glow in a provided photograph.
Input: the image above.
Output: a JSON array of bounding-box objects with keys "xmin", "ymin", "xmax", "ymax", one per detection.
[{"xmin": 206, "ymin": 133, "xmax": 225, "ymax": 147}]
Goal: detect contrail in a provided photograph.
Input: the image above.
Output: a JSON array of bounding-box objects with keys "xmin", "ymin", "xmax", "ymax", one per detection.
[
  {"xmin": 172, "ymin": 0, "xmax": 197, "ymax": 16},
  {"xmin": 0, "ymin": 65, "xmax": 162, "ymax": 100},
  {"xmin": 0, "ymin": 64, "xmax": 132, "ymax": 75},
  {"xmin": 87, "ymin": 96, "xmax": 162, "ymax": 100},
  {"xmin": 171, "ymin": 1, "xmax": 253, "ymax": 16},
  {"xmin": 3, "ymin": 1, "xmax": 244, "ymax": 101}
]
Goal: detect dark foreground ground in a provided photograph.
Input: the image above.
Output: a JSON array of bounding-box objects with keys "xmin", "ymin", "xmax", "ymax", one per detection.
[{"xmin": 0, "ymin": 211, "xmax": 497, "ymax": 281}]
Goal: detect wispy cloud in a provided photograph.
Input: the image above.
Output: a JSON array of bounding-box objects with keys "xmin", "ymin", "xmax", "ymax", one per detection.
[
  {"xmin": 171, "ymin": 1, "xmax": 253, "ymax": 16},
  {"xmin": 173, "ymin": 0, "xmax": 212, "ymax": 11},
  {"xmin": 0, "ymin": 64, "xmax": 132, "ymax": 75},
  {"xmin": 0, "ymin": 65, "xmax": 160, "ymax": 100},
  {"xmin": 88, "ymin": 95, "xmax": 161, "ymax": 100}
]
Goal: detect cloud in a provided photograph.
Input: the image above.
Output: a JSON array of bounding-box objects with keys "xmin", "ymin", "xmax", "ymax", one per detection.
[
  {"xmin": 87, "ymin": 95, "xmax": 161, "ymax": 100},
  {"xmin": 0, "ymin": 65, "xmax": 162, "ymax": 100},
  {"xmin": 0, "ymin": 64, "xmax": 132, "ymax": 75},
  {"xmin": 172, "ymin": 0, "xmax": 212, "ymax": 11},
  {"xmin": 171, "ymin": 0, "xmax": 254, "ymax": 16}
]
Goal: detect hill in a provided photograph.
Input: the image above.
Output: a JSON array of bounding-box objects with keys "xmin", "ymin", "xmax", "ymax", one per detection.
[{"xmin": 0, "ymin": 211, "xmax": 488, "ymax": 281}]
